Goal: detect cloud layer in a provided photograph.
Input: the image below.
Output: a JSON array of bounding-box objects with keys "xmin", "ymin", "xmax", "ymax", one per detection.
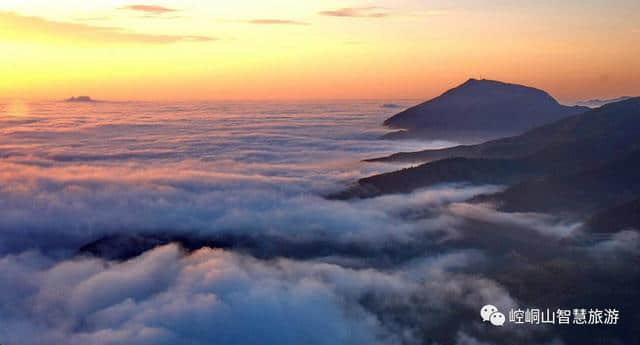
[
  {"xmin": 0, "ymin": 11, "xmax": 214, "ymax": 44},
  {"xmin": 0, "ymin": 100, "xmax": 638, "ymax": 345},
  {"xmin": 319, "ymin": 7, "xmax": 389, "ymax": 18},
  {"xmin": 247, "ymin": 19, "xmax": 309, "ymax": 25},
  {"xmin": 0, "ymin": 101, "xmax": 437, "ymax": 253},
  {"xmin": 0, "ymin": 244, "xmax": 517, "ymax": 345},
  {"xmin": 121, "ymin": 5, "xmax": 178, "ymax": 14}
]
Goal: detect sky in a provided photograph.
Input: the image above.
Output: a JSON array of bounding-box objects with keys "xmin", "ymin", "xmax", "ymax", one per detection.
[{"xmin": 1, "ymin": 0, "xmax": 639, "ymax": 102}]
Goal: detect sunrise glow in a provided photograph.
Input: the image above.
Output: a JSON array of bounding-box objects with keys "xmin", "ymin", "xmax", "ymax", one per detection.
[{"xmin": 1, "ymin": 0, "xmax": 639, "ymax": 101}]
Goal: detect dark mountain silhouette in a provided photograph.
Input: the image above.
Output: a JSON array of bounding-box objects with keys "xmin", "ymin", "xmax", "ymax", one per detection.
[
  {"xmin": 585, "ymin": 198, "xmax": 640, "ymax": 233},
  {"xmin": 370, "ymin": 97, "xmax": 640, "ymax": 164},
  {"xmin": 473, "ymin": 150, "xmax": 640, "ymax": 216},
  {"xmin": 65, "ymin": 96, "xmax": 95, "ymax": 103},
  {"xmin": 576, "ymin": 96, "xmax": 634, "ymax": 108},
  {"xmin": 383, "ymin": 79, "xmax": 587, "ymax": 140},
  {"xmin": 330, "ymin": 158, "xmax": 538, "ymax": 199},
  {"xmin": 334, "ymin": 97, "xmax": 640, "ymax": 200}
]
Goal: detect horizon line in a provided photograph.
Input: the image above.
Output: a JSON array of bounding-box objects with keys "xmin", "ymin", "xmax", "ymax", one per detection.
[{"xmin": 0, "ymin": 96, "xmax": 427, "ymax": 103}]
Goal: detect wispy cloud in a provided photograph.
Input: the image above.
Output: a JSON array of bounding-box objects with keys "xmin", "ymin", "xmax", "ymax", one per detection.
[
  {"xmin": 74, "ymin": 16, "xmax": 111, "ymax": 22},
  {"xmin": 319, "ymin": 6, "xmax": 389, "ymax": 18},
  {"xmin": 247, "ymin": 19, "xmax": 309, "ymax": 26},
  {"xmin": 120, "ymin": 4, "xmax": 178, "ymax": 14},
  {"xmin": 0, "ymin": 11, "xmax": 215, "ymax": 44}
]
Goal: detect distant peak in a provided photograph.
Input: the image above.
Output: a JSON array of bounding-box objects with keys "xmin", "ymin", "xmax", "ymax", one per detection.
[
  {"xmin": 65, "ymin": 96, "xmax": 95, "ymax": 103},
  {"xmin": 465, "ymin": 78, "xmax": 496, "ymax": 82},
  {"xmin": 460, "ymin": 78, "xmax": 503, "ymax": 86},
  {"xmin": 454, "ymin": 78, "xmax": 549, "ymax": 93}
]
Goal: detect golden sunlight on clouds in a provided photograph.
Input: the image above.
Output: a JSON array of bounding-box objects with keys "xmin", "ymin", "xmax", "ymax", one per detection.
[
  {"xmin": 0, "ymin": 12, "xmax": 215, "ymax": 44},
  {"xmin": 4, "ymin": 100, "xmax": 30, "ymax": 117},
  {"xmin": 0, "ymin": 0, "xmax": 639, "ymax": 101},
  {"xmin": 318, "ymin": 7, "xmax": 390, "ymax": 18},
  {"xmin": 120, "ymin": 5, "xmax": 178, "ymax": 14}
]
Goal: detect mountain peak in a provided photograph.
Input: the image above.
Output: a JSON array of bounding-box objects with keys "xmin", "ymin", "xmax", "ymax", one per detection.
[
  {"xmin": 456, "ymin": 78, "xmax": 537, "ymax": 91},
  {"xmin": 65, "ymin": 96, "xmax": 95, "ymax": 103},
  {"xmin": 383, "ymin": 79, "xmax": 588, "ymax": 137},
  {"xmin": 462, "ymin": 77, "xmax": 493, "ymax": 84}
]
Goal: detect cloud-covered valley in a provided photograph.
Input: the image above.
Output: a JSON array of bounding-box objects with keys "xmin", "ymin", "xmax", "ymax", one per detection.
[
  {"xmin": 0, "ymin": 244, "xmax": 519, "ymax": 345},
  {"xmin": 0, "ymin": 100, "xmax": 637, "ymax": 345}
]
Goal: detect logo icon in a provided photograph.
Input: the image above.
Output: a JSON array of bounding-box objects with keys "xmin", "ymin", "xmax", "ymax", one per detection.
[
  {"xmin": 490, "ymin": 311, "xmax": 506, "ymax": 326},
  {"xmin": 481, "ymin": 304, "xmax": 505, "ymax": 326}
]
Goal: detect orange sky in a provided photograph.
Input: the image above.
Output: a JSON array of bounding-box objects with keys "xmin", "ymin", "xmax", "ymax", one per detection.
[{"xmin": 1, "ymin": 0, "xmax": 639, "ymax": 102}]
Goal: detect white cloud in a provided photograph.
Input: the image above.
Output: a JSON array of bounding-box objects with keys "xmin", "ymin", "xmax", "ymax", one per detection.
[
  {"xmin": 0, "ymin": 244, "xmax": 519, "ymax": 345},
  {"xmin": 449, "ymin": 202, "xmax": 582, "ymax": 238}
]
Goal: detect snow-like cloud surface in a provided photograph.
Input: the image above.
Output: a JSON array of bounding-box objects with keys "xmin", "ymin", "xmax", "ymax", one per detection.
[
  {"xmin": 1, "ymin": 101, "xmax": 635, "ymax": 345},
  {"xmin": 0, "ymin": 245, "xmax": 517, "ymax": 345}
]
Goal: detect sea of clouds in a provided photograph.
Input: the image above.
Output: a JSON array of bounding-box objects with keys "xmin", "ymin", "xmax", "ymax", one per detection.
[{"xmin": 0, "ymin": 100, "xmax": 636, "ymax": 345}]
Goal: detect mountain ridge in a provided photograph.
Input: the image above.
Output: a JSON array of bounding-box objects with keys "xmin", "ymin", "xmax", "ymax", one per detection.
[
  {"xmin": 575, "ymin": 96, "xmax": 634, "ymax": 108},
  {"xmin": 370, "ymin": 97, "xmax": 640, "ymax": 164},
  {"xmin": 334, "ymin": 97, "xmax": 640, "ymax": 202},
  {"xmin": 383, "ymin": 78, "xmax": 588, "ymax": 140}
]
